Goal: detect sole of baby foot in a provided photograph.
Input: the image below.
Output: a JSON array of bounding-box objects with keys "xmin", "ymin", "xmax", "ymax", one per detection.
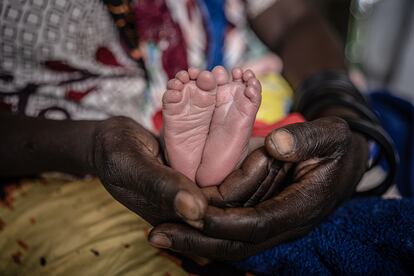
[
  {"xmin": 162, "ymin": 68, "xmax": 218, "ymax": 181},
  {"xmin": 196, "ymin": 66, "xmax": 262, "ymax": 187}
]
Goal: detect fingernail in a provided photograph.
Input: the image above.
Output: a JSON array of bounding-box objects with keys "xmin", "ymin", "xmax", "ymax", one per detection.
[
  {"xmin": 272, "ymin": 130, "xmax": 294, "ymax": 155},
  {"xmin": 175, "ymin": 191, "xmax": 202, "ymax": 221},
  {"xmin": 149, "ymin": 233, "xmax": 171, "ymax": 249}
]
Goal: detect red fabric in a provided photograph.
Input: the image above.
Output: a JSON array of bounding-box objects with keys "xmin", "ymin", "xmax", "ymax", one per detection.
[
  {"xmin": 152, "ymin": 109, "xmax": 163, "ymax": 134},
  {"xmin": 135, "ymin": 0, "xmax": 188, "ymax": 79},
  {"xmin": 65, "ymin": 86, "xmax": 97, "ymax": 102},
  {"xmin": 252, "ymin": 113, "xmax": 306, "ymax": 137},
  {"xmin": 43, "ymin": 60, "xmax": 84, "ymax": 73},
  {"xmin": 95, "ymin": 47, "xmax": 123, "ymax": 67}
]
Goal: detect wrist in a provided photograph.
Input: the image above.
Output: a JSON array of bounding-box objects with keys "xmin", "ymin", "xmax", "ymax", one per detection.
[
  {"xmin": 293, "ymin": 71, "xmax": 375, "ymax": 121},
  {"xmin": 60, "ymin": 119, "xmax": 98, "ymax": 175},
  {"xmin": 292, "ymin": 72, "xmax": 398, "ymax": 196},
  {"xmin": 0, "ymin": 112, "xmax": 99, "ymax": 177},
  {"xmin": 30, "ymin": 117, "xmax": 99, "ymax": 176}
]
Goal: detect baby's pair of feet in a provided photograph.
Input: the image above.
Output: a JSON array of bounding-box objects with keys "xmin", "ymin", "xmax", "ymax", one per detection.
[{"xmin": 162, "ymin": 66, "xmax": 262, "ymax": 187}]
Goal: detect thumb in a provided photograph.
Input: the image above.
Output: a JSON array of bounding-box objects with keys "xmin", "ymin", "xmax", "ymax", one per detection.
[
  {"xmin": 265, "ymin": 117, "xmax": 351, "ymax": 162},
  {"xmin": 142, "ymin": 160, "xmax": 208, "ymax": 225}
]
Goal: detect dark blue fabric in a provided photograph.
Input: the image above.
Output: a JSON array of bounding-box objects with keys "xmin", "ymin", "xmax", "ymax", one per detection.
[
  {"xmin": 368, "ymin": 91, "xmax": 414, "ymax": 198},
  {"xmin": 235, "ymin": 198, "xmax": 414, "ymax": 275},
  {"xmin": 198, "ymin": 0, "xmax": 227, "ymax": 69}
]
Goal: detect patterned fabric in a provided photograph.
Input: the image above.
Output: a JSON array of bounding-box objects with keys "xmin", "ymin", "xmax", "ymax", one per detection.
[
  {"xmin": 0, "ymin": 0, "xmax": 281, "ymax": 131},
  {"xmin": 0, "ymin": 0, "xmax": 152, "ymax": 127},
  {"xmin": 0, "ymin": 177, "xmax": 249, "ymax": 275}
]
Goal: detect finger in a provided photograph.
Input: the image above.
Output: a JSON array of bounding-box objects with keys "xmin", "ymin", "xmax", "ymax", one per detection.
[
  {"xmin": 200, "ymin": 161, "xmax": 337, "ymax": 243},
  {"xmin": 101, "ymin": 142, "xmax": 207, "ymax": 226},
  {"xmin": 149, "ymin": 223, "xmax": 257, "ymax": 261},
  {"xmin": 265, "ymin": 117, "xmax": 351, "ymax": 162},
  {"xmin": 202, "ymin": 148, "xmax": 288, "ymax": 208},
  {"xmin": 149, "ymin": 220, "xmax": 321, "ymax": 261},
  {"xmin": 243, "ymin": 161, "xmax": 291, "ymax": 207},
  {"xmin": 138, "ymin": 158, "xmax": 208, "ymax": 226},
  {"xmin": 128, "ymin": 123, "xmax": 208, "ymax": 224},
  {"xmin": 202, "ymin": 148, "xmax": 270, "ymax": 207},
  {"xmin": 95, "ymin": 117, "xmax": 207, "ymax": 227}
]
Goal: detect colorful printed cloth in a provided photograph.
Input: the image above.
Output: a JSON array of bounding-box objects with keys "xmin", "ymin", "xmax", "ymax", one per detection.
[
  {"xmin": 0, "ymin": 177, "xmax": 247, "ymax": 275},
  {"xmin": 0, "ymin": 0, "xmax": 289, "ymax": 132}
]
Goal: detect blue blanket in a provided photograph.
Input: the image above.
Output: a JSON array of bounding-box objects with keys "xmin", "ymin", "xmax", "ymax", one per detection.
[{"xmin": 236, "ymin": 198, "xmax": 414, "ymax": 275}]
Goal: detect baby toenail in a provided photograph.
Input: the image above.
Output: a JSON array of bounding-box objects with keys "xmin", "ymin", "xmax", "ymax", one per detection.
[
  {"xmin": 176, "ymin": 71, "xmax": 190, "ymax": 83},
  {"xmin": 232, "ymin": 68, "xmax": 242, "ymax": 77},
  {"xmin": 188, "ymin": 67, "xmax": 200, "ymax": 79},
  {"xmin": 212, "ymin": 66, "xmax": 229, "ymax": 85},
  {"xmin": 167, "ymin": 79, "xmax": 183, "ymax": 90},
  {"xmin": 197, "ymin": 71, "xmax": 216, "ymax": 91}
]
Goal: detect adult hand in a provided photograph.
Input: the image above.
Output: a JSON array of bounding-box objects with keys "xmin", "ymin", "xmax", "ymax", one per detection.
[
  {"xmin": 149, "ymin": 117, "xmax": 369, "ymax": 260},
  {"xmin": 92, "ymin": 116, "xmax": 207, "ymax": 227},
  {"xmin": 93, "ymin": 116, "xmax": 281, "ymax": 227},
  {"xmin": 201, "ymin": 147, "xmax": 290, "ymax": 208}
]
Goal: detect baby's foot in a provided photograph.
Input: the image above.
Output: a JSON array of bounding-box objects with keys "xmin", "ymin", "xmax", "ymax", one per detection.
[
  {"xmin": 196, "ymin": 66, "xmax": 262, "ymax": 187},
  {"xmin": 162, "ymin": 68, "xmax": 217, "ymax": 181}
]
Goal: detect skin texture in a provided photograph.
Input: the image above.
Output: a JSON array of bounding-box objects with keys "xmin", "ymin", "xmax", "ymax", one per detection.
[
  {"xmin": 149, "ymin": 117, "xmax": 368, "ymax": 260},
  {"xmin": 162, "ymin": 68, "xmax": 217, "ymax": 182},
  {"xmin": 0, "ymin": 0, "xmax": 371, "ymax": 261},
  {"xmin": 196, "ymin": 67, "xmax": 262, "ymax": 187},
  {"xmin": 162, "ymin": 66, "xmax": 262, "ymax": 187},
  {"xmin": 0, "ymin": 113, "xmax": 279, "ymax": 227},
  {"xmin": 148, "ymin": 0, "xmax": 370, "ymax": 260}
]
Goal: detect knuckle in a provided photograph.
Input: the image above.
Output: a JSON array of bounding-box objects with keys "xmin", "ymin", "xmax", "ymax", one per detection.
[
  {"xmin": 310, "ymin": 117, "xmax": 352, "ymax": 157},
  {"xmin": 216, "ymin": 241, "xmax": 251, "ymax": 261},
  {"xmin": 178, "ymin": 233, "xmax": 200, "ymax": 252},
  {"xmin": 326, "ymin": 117, "xmax": 351, "ymax": 141}
]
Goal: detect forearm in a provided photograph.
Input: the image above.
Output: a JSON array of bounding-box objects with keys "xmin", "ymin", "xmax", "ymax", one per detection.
[
  {"xmin": 248, "ymin": 1, "xmax": 368, "ymax": 160},
  {"xmin": 0, "ymin": 112, "xmax": 97, "ymax": 177},
  {"xmin": 250, "ymin": 1, "xmax": 369, "ymax": 121},
  {"xmin": 249, "ymin": 0, "xmax": 346, "ymax": 89}
]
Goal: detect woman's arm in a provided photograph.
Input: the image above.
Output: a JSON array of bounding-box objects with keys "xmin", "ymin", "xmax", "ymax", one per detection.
[
  {"xmin": 247, "ymin": 0, "xmax": 346, "ymax": 89},
  {"xmin": 0, "ymin": 112, "xmax": 96, "ymax": 177},
  {"xmin": 0, "ymin": 112, "xmax": 210, "ymax": 227}
]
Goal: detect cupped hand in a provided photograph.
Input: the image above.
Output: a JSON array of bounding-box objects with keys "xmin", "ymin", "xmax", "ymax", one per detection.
[
  {"xmin": 201, "ymin": 147, "xmax": 290, "ymax": 208},
  {"xmin": 93, "ymin": 116, "xmax": 282, "ymax": 228},
  {"xmin": 149, "ymin": 117, "xmax": 369, "ymax": 260},
  {"xmin": 92, "ymin": 116, "xmax": 207, "ymax": 227}
]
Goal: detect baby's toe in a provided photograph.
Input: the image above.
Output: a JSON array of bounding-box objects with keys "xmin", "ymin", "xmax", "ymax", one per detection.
[
  {"xmin": 163, "ymin": 89, "xmax": 183, "ymax": 105},
  {"xmin": 167, "ymin": 78, "xmax": 184, "ymax": 91},
  {"xmin": 175, "ymin": 70, "xmax": 190, "ymax": 84},
  {"xmin": 188, "ymin": 67, "xmax": 201, "ymax": 80},
  {"xmin": 247, "ymin": 77, "xmax": 261, "ymax": 91},
  {"xmin": 231, "ymin": 68, "xmax": 243, "ymax": 81},
  {"xmin": 245, "ymin": 85, "xmax": 261, "ymax": 105},
  {"xmin": 242, "ymin": 69, "xmax": 256, "ymax": 82},
  {"xmin": 196, "ymin": 71, "xmax": 217, "ymax": 91},
  {"xmin": 212, "ymin": 66, "xmax": 230, "ymax": 85}
]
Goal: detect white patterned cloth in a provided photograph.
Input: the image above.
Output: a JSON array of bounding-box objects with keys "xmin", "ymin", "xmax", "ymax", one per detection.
[{"xmin": 0, "ymin": 0, "xmax": 275, "ymax": 131}]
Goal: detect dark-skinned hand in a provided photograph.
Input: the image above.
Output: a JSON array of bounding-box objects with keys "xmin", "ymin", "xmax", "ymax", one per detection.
[
  {"xmin": 92, "ymin": 116, "xmax": 208, "ymax": 227},
  {"xmin": 92, "ymin": 116, "xmax": 280, "ymax": 229},
  {"xmin": 149, "ymin": 117, "xmax": 369, "ymax": 261}
]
